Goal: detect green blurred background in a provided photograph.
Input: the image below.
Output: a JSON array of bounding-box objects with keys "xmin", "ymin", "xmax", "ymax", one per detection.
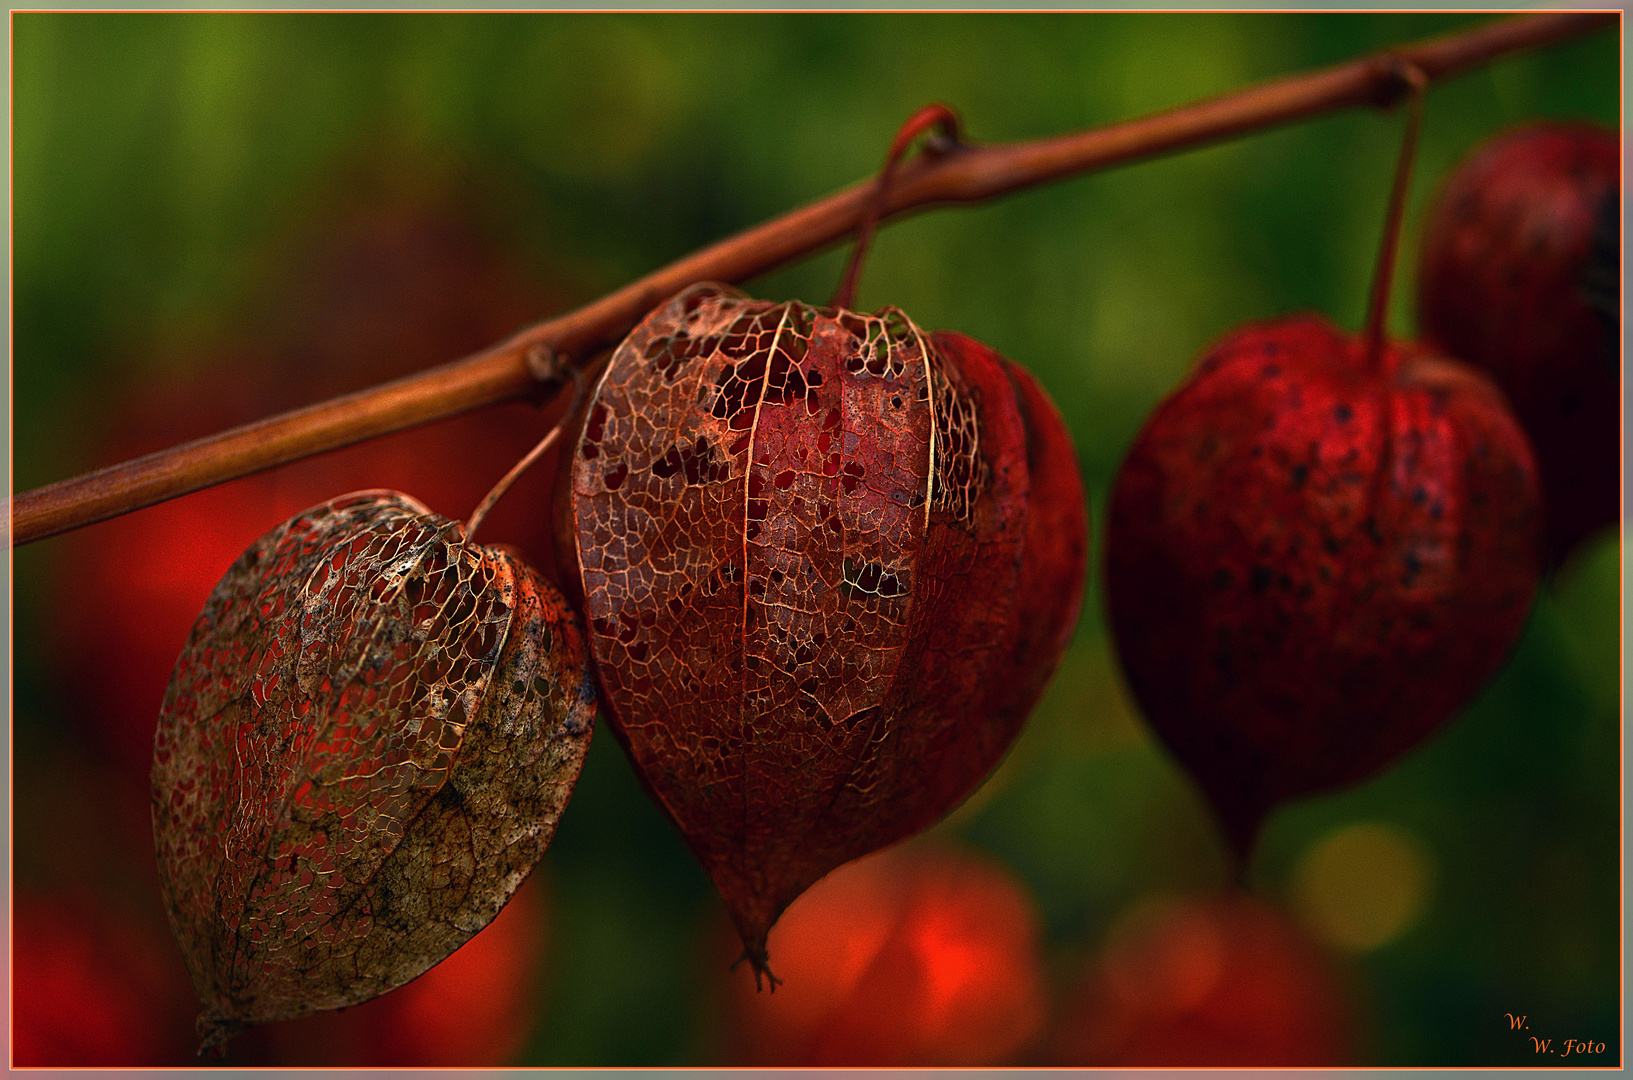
[{"xmin": 11, "ymin": 11, "xmax": 1620, "ymax": 1067}]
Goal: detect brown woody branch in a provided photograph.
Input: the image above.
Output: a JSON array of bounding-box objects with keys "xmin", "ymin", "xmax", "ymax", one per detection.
[{"xmin": 10, "ymin": 10, "xmax": 1615, "ymax": 546}]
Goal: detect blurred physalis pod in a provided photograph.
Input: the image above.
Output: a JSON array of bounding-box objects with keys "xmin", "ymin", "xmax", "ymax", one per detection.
[{"xmin": 150, "ymin": 490, "xmax": 595, "ymax": 1054}]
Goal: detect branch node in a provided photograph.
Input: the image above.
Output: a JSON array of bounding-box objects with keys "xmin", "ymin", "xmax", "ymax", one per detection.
[
  {"xmin": 1370, "ymin": 55, "xmax": 1431, "ymax": 111},
  {"xmin": 526, "ymin": 343, "xmax": 567, "ymax": 384}
]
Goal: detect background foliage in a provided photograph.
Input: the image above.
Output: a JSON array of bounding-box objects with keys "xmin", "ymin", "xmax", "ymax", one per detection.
[{"xmin": 11, "ymin": 11, "xmax": 1620, "ymax": 1067}]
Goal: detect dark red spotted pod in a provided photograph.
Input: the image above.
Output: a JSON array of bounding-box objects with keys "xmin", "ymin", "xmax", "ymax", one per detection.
[
  {"xmin": 1417, "ymin": 122, "xmax": 1620, "ymax": 565},
  {"xmin": 1105, "ymin": 318, "xmax": 1540, "ymax": 856},
  {"xmin": 152, "ymin": 490, "xmax": 595, "ymax": 1052},
  {"xmin": 1104, "ymin": 71, "xmax": 1542, "ymax": 859},
  {"xmin": 555, "ymin": 281, "xmax": 1086, "ymax": 981}
]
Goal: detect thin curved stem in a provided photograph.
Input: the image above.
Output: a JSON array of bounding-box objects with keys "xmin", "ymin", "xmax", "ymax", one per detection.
[
  {"xmin": 1364, "ymin": 60, "xmax": 1430, "ymax": 373},
  {"xmin": 830, "ymin": 103, "xmax": 962, "ymax": 311},
  {"xmin": 9, "ymin": 10, "xmax": 1613, "ymax": 547},
  {"xmin": 464, "ymin": 360, "xmax": 586, "ymax": 544}
]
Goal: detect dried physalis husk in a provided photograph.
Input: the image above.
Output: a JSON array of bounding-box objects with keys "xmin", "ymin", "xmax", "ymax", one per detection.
[
  {"xmin": 151, "ymin": 490, "xmax": 595, "ymax": 1053},
  {"xmin": 556, "ymin": 282, "xmax": 1086, "ymax": 983}
]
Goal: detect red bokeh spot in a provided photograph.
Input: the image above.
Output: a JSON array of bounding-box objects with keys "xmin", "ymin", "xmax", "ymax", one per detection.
[
  {"xmin": 12, "ymin": 892, "xmax": 194, "ymax": 1067},
  {"xmin": 1050, "ymin": 892, "xmax": 1356, "ymax": 1066},
  {"xmin": 720, "ymin": 843, "xmax": 1047, "ymax": 1067}
]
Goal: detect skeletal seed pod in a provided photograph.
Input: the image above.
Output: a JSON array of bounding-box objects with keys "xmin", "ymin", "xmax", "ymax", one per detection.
[
  {"xmin": 555, "ymin": 282, "xmax": 1086, "ymax": 982},
  {"xmin": 151, "ymin": 490, "xmax": 595, "ymax": 1053}
]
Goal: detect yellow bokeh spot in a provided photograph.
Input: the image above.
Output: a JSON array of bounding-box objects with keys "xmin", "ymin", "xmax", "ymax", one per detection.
[{"xmin": 1291, "ymin": 822, "xmax": 1433, "ymax": 953}]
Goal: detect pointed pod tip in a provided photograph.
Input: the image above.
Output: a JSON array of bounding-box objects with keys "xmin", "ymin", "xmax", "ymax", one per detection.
[
  {"xmin": 195, "ymin": 1012, "xmax": 247, "ymax": 1058},
  {"xmin": 1213, "ymin": 795, "xmax": 1270, "ymax": 884},
  {"xmin": 731, "ymin": 938, "xmax": 783, "ymax": 994}
]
